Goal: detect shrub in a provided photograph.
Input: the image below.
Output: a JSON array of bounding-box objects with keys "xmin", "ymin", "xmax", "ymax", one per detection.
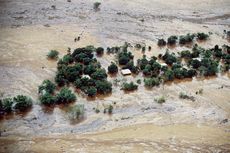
[
  {"xmin": 180, "ymin": 50, "xmax": 192, "ymax": 59},
  {"xmin": 189, "ymin": 59, "xmax": 201, "ymax": 69},
  {"xmin": 179, "ymin": 34, "xmax": 195, "ymax": 45},
  {"xmin": 144, "ymin": 77, "xmax": 160, "ymax": 88},
  {"xmin": 137, "ymin": 55, "xmax": 149, "ymax": 70},
  {"xmin": 96, "ymin": 47, "xmax": 104, "ymax": 55},
  {"xmin": 56, "ymin": 87, "xmax": 76, "ymax": 104},
  {"xmin": 13, "ymin": 95, "xmax": 32, "ymax": 111},
  {"xmin": 148, "ymin": 46, "xmax": 152, "ymax": 51},
  {"xmin": 108, "ymin": 62, "xmax": 118, "ymax": 74},
  {"xmin": 122, "ymin": 82, "xmax": 138, "ymax": 91},
  {"xmin": 197, "ymin": 33, "xmax": 209, "ymax": 40},
  {"xmin": 179, "ymin": 92, "xmax": 195, "ymax": 101},
  {"xmin": 163, "ymin": 69, "xmax": 174, "ymax": 81},
  {"xmin": 86, "ymin": 87, "xmax": 97, "ymax": 97},
  {"xmin": 93, "ymin": 2, "xmax": 101, "ymax": 10},
  {"xmin": 158, "ymin": 39, "xmax": 166, "ymax": 46},
  {"xmin": 142, "ymin": 47, "xmax": 146, "ymax": 53},
  {"xmin": 167, "ymin": 36, "xmax": 178, "ymax": 45},
  {"xmin": 136, "ymin": 79, "xmax": 141, "ymax": 84},
  {"xmin": 1, "ymin": 98, "xmax": 13, "ymax": 113},
  {"xmin": 68, "ymin": 104, "xmax": 84, "ymax": 121},
  {"xmin": 91, "ymin": 69, "xmax": 107, "ymax": 80},
  {"xmin": 118, "ymin": 50, "xmax": 133, "ymax": 65},
  {"xmin": 47, "ymin": 50, "xmax": 59, "ymax": 59},
  {"xmin": 95, "ymin": 80, "xmax": 112, "ymax": 94},
  {"xmin": 62, "ymin": 54, "xmax": 74, "ymax": 64},
  {"xmin": 38, "ymin": 80, "xmax": 56, "ymax": 94},
  {"xmin": 154, "ymin": 96, "xmax": 166, "ymax": 104},
  {"xmin": 108, "ymin": 105, "xmax": 113, "ymax": 114},
  {"xmin": 84, "ymin": 64, "xmax": 97, "ymax": 75},
  {"xmin": 119, "ymin": 55, "xmax": 130, "ymax": 65},
  {"xmin": 39, "ymin": 93, "xmax": 56, "ymax": 106},
  {"xmin": 212, "ymin": 45, "xmax": 223, "ymax": 58},
  {"xmin": 74, "ymin": 77, "xmax": 95, "ymax": 91},
  {"xmin": 187, "ymin": 69, "xmax": 197, "ymax": 77},
  {"xmin": 199, "ymin": 58, "xmax": 219, "ymax": 76},
  {"xmin": 55, "ymin": 71, "xmax": 68, "ymax": 86},
  {"xmin": 162, "ymin": 51, "xmax": 177, "ymax": 65}
]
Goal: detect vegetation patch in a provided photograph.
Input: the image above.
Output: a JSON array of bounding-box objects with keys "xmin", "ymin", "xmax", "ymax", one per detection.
[
  {"xmin": 47, "ymin": 50, "xmax": 59, "ymax": 60},
  {"xmin": 0, "ymin": 95, "xmax": 33, "ymax": 115}
]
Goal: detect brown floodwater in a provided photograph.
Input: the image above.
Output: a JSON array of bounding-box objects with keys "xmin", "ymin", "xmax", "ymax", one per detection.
[{"xmin": 0, "ymin": 0, "xmax": 230, "ymax": 152}]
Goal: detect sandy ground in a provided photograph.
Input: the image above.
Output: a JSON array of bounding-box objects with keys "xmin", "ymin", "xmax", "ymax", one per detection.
[{"xmin": 0, "ymin": 0, "xmax": 230, "ymax": 152}]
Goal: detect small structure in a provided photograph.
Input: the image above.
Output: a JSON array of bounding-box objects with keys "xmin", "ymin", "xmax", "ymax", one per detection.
[
  {"xmin": 121, "ymin": 69, "xmax": 131, "ymax": 76},
  {"xmin": 160, "ymin": 63, "xmax": 168, "ymax": 67}
]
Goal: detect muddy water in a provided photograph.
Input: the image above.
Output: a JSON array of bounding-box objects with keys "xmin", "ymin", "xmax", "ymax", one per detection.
[{"xmin": 0, "ymin": 0, "xmax": 230, "ymax": 152}]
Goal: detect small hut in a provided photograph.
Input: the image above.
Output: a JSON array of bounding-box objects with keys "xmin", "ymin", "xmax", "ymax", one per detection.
[{"xmin": 121, "ymin": 69, "xmax": 131, "ymax": 76}]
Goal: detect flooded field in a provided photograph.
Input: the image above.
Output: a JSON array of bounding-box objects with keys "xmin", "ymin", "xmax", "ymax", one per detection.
[{"xmin": 0, "ymin": 0, "xmax": 230, "ymax": 152}]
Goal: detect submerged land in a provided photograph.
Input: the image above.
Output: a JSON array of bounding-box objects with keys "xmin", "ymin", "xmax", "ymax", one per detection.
[{"xmin": 0, "ymin": 0, "xmax": 230, "ymax": 152}]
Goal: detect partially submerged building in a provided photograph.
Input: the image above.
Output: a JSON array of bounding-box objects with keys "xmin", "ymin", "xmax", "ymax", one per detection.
[{"xmin": 121, "ymin": 69, "xmax": 132, "ymax": 76}]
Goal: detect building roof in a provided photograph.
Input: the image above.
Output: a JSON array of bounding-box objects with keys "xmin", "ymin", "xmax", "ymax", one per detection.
[{"xmin": 121, "ymin": 69, "xmax": 132, "ymax": 75}]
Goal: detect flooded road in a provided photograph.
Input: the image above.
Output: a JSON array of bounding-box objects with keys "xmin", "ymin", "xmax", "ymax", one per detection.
[{"xmin": 0, "ymin": 0, "xmax": 230, "ymax": 152}]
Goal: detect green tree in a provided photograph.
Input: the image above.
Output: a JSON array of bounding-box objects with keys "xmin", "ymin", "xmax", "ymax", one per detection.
[
  {"xmin": 86, "ymin": 87, "xmax": 97, "ymax": 97},
  {"xmin": 96, "ymin": 47, "xmax": 104, "ymax": 55},
  {"xmin": 56, "ymin": 87, "xmax": 76, "ymax": 104},
  {"xmin": 13, "ymin": 95, "xmax": 32, "ymax": 111},
  {"xmin": 47, "ymin": 50, "xmax": 59, "ymax": 59},
  {"xmin": 39, "ymin": 93, "xmax": 56, "ymax": 106},
  {"xmin": 95, "ymin": 80, "xmax": 112, "ymax": 94},
  {"xmin": 1, "ymin": 98, "xmax": 13, "ymax": 113},
  {"xmin": 38, "ymin": 80, "xmax": 56, "ymax": 94},
  {"xmin": 108, "ymin": 62, "xmax": 118, "ymax": 74},
  {"xmin": 122, "ymin": 82, "xmax": 138, "ymax": 91},
  {"xmin": 91, "ymin": 69, "xmax": 107, "ymax": 80}
]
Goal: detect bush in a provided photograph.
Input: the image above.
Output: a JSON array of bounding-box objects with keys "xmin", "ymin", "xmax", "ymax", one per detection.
[
  {"xmin": 39, "ymin": 93, "xmax": 56, "ymax": 106},
  {"xmin": 167, "ymin": 36, "xmax": 178, "ymax": 45},
  {"xmin": 154, "ymin": 96, "xmax": 166, "ymax": 104},
  {"xmin": 108, "ymin": 105, "xmax": 113, "ymax": 114},
  {"xmin": 137, "ymin": 55, "xmax": 149, "ymax": 70},
  {"xmin": 93, "ymin": 2, "xmax": 101, "ymax": 10},
  {"xmin": 119, "ymin": 55, "xmax": 130, "ymax": 65},
  {"xmin": 83, "ymin": 64, "xmax": 96, "ymax": 75},
  {"xmin": 197, "ymin": 33, "xmax": 209, "ymax": 40},
  {"xmin": 62, "ymin": 54, "xmax": 74, "ymax": 64},
  {"xmin": 108, "ymin": 62, "xmax": 118, "ymax": 74},
  {"xmin": 74, "ymin": 77, "xmax": 95, "ymax": 91},
  {"xmin": 118, "ymin": 50, "xmax": 133, "ymax": 65},
  {"xmin": 158, "ymin": 39, "xmax": 166, "ymax": 46},
  {"xmin": 38, "ymin": 80, "xmax": 56, "ymax": 94},
  {"xmin": 199, "ymin": 58, "xmax": 219, "ymax": 76},
  {"xmin": 180, "ymin": 50, "xmax": 192, "ymax": 59},
  {"xmin": 122, "ymin": 82, "xmax": 138, "ymax": 91},
  {"xmin": 55, "ymin": 71, "xmax": 68, "ymax": 86},
  {"xmin": 162, "ymin": 51, "xmax": 177, "ymax": 65},
  {"xmin": 189, "ymin": 59, "xmax": 201, "ymax": 69},
  {"xmin": 91, "ymin": 69, "xmax": 107, "ymax": 80},
  {"xmin": 144, "ymin": 77, "xmax": 160, "ymax": 88},
  {"xmin": 95, "ymin": 80, "xmax": 112, "ymax": 94},
  {"xmin": 68, "ymin": 104, "xmax": 84, "ymax": 121},
  {"xmin": 13, "ymin": 95, "xmax": 32, "ymax": 111},
  {"xmin": 86, "ymin": 87, "xmax": 97, "ymax": 97},
  {"xmin": 136, "ymin": 79, "xmax": 141, "ymax": 84},
  {"xmin": 96, "ymin": 47, "xmax": 104, "ymax": 55},
  {"xmin": 1, "ymin": 98, "xmax": 13, "ymax": 113},
  {"xmin": 163, "ymin": 69, "xmax": 174, "ymax": 81},
  {"xmin": 47, "ymin": 50, "xmax": 59, "ymax": 59},
  {"xmin": 56, "ymin": 87, "xmax": 76, "ymax": 104},
  {"xmin": 179, "ymin": 92, "xmax": 195, "ymax": 101},
  {"xmin": 179, "ymin": 34, "xmax": 195, "ymax": 45}
]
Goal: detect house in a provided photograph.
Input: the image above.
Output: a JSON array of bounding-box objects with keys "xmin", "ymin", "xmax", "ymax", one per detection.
[{"xmin": 121, "ymin": 69, "xmax": 132, "ymax": 75}]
